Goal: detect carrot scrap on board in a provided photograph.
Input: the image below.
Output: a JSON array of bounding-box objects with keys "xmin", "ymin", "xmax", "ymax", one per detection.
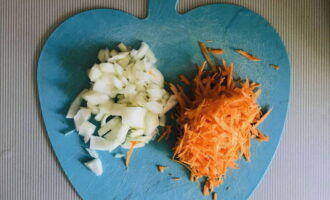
[
  {"xmin": 157, "ymin": 125, "xmax": 172, "ymax": 142},
  {"xmin": 157, "ymin": 165, "xmax": 168, "ymax": 173},
  {"xmin": 198, "ymin": 41, "xmax": 217, "ymax": 71},
  {"xmin": 125, "ymin": 141, "xmax": 141, "ymax": 168},
  {"xmin": 271, "ymin": 64, "xmax": 280, "ymax": 70},
  {"xmin": 235, "ymin": 49, "xmax": 261, "ymax": 61},
  {"xmin": 179, "ymin": 74, "xmax": 191, "ymax": 85},
  {"xmin": 207, "ymin": 47, "xmax": 224, "ymax": 55},
  {"xmin": 170, "ymin": 42, "xmax": 271, "ymax": 196},
  {"xmin": 213, "ymin": 192, "xmax": 218, "ymax": 200},
  {"xmin": 172, "ymin": 177, "xmax": 181, "ymax": 181}
]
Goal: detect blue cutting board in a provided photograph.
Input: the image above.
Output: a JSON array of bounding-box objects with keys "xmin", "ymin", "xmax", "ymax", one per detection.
[{"xmin": 37, "ymin": 0, "xmax": 291, "ymax": 199}]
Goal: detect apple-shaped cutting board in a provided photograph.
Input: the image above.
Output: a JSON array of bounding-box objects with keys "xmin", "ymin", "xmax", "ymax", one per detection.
[{"xmin": 37, "ymin": 0, "xmax": 290, "ymax": 199}]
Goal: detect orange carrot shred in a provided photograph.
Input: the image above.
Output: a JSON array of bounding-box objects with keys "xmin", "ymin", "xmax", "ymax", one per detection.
[
  {"xmin": 213, "ymin": 192, "xmax": 218, "ymax": 200},
  {"xmin": 271, "ymin": 64, "xmax": 280, "ymax": 70},
  {"xmin": 235, "ymin": 49, "xmax": 261, "ymax": 61},
  {"xmin": 157, "ymin": 125, "xmax": 172, "ymax": 142},
  {"xmin": 207, "ymin": 48, "xmax": 224, "ymax": 55},
  {"xmin": 172, "ymin": 177, "xmax": 181, "ymax": 181},
  {"xmin": 125, "ymin": 141, "xmax": 140, "ymax": 168},
  {"xmin": 179, "ymin": 74, "xmax": 191, "ymax": 85},
  {"xmin": 198, "ymin": 41, "xmax": 217, "ymax": 71},
  {"xmin": 203, "ymin": 184, "xmax": 209, "ymax": 196},
  {"xmin": 171, "ymin": 42, "xmax": 270, "ymax": 195},
  {"xmin": 157, "ymin": 165, "xmax": 168, "ymax": 173}
]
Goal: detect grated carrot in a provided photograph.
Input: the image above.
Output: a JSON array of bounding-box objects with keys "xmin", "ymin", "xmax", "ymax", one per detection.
[
  {"xmin": 198, "ymin": 41, "xmax": 217, "ymax": 71},
  {"xmin": 125, "ymin": 141, "xmax": 140, "ymax": 168},
  {"xmin": 170, "ymin": 42, "xmax": 271, "ymax": 196},
  {"xmin": 157, "ymin": 165, "xmax": 168, "ymax": 173},
  {"xmin": 179, "ymin": 74, "xmax": 191, "ymax": 85},
  {"xmin": 271, "ymin": 64, "xmax": 280, "ymax": 70},
  {"xmin": 157, "ymin": 125, "xmax": 172, "ymax": 142},
  {"xmin": 235, "ymin": 49, "xmax": 261, "ymax": 61},
  {"xmin": 172, "ymin": 177, "xmax": 181, "ymax": 181},
  {"xmin": 207, "ymin": 48, "xmax": 224, "ymax": 55},
  {"xmin": 213, "ymin": 192, "xmax": 218, "ymax": 200}
]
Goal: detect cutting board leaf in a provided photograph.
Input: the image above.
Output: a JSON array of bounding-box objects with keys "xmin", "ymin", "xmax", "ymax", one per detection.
[{"xmin": 37, "ymin": 1, "xmax": 290, "ymax": 199}]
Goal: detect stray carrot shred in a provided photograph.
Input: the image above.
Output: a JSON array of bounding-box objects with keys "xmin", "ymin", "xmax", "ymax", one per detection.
[
  {"xmin": 179, "ymin": 74, "xmax": 191, "ymax": 85},
  {"xmin": 235, "ymin": 49, "xmax": 261, "ymax": 61},
  {"xmin": 125, "ymin": 141, "xmax": 140, "ymax": 168},
  {"xmin": 157, "ymin": 125, "xmax": 172, "ymax": 142},
  {"xmin": 213, "ymin": 192, "xmax": 218, "ymax": 200},
  {"xmin": 171, "ymin": 42, "xmax": 270, "ymax": 196},
  {"xmin": 271, "ymin": 64, "xmax": 280, "ymax": 70},
  {"xmin": 207, "ymin": 48, "xmax": 224, "ymax": 55},
  {"xmin": 157, "ymin": 165, "xmax": 168, "ymax": 173},
  {"xmin": 198, "ymin": 41, "xmax": 217, "ymax": 71},
  {"xmin": 172, "ymin": 177, "xmax": 181, "ymax": 181},
  {"xmin": 203, "ymin": 184, "xmax": 209, "ymax": 196}
]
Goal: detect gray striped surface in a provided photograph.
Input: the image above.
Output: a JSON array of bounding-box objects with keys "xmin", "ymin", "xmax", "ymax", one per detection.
[{"xmin": 0, "ymin": 0, "xmax": 329, "ymax": 200}]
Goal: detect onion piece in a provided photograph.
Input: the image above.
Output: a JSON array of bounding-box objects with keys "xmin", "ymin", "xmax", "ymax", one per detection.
[
  {"xmin": 144, "ymin": 112, "xmax": 159, "ymax": 136},
  {"xmin": 88, "ymin": 64, "xmax": 102, "ymax": 82},
  {"xmin": 159, "ymin": 115, "xmax": 166, "ymax": 127},
  {"xmin": 90, "ymin": 136, "xmax": 112, "ymax": 151},
  {"xmin": 78, "ymin": 121, "xmax": 96, "ymax": 143},
  {"xmin": 162, "ymin": 95, "xmax": 177, "ymax": 114},
  {"xmin": 99, "ymin": 63, "xmax": 115, "ymax": 73},
  {"xmin": 114, "ymin": 153, "xmax": 125, "ymax": 158},
  {"xmin": 128, "ymin": 129, "xmax": 144, "ymax": 138},
  {"xmin": 145, "ymin": 101, "xmax": 163, "ymax": 114},
  {"xmin": 108, "ymin": 52, "xmax": 129, "ymax": 62},
  {"xmin": 84, "ymin": 158, "xmax": 103, "ymax": 176},
  {"xmin": 117, "ymin": 43, "xmax": 128, "ymax": 52},
  {"xmin": 97, "ymin": 49, "xmax": 110, "ymax": 62},
  {"xmin": 121, "ymin": 107, "xmax": 147, "ymax": 128},
  {"xmin": 104, "ymin": 123, "xmax": 130, "ymax": 151},
  {"xmin": 66, "ymin": 89, "xmax": 88, "ymax": 119},
  {"xmin": 73, "ymin": 108, "xmax": 91, "ymax": 130},
  {"xmin": 98, "ymin": 117, "xmax": 120, "ymax": 136},
  {"xmin": 86, "ymin": 148, "xmax": 99, "ymax": 158},
  {"xmin": 132, "ymin": 42, "xmax": 149, "ymax": 60},
  {"xmin": 83, "ymin": 90, "xmax": 109, "ymax": 105}
]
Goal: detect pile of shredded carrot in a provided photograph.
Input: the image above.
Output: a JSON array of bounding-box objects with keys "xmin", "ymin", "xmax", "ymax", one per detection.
[{"xmin": 169, "ymin": 43, "xmax": 271, "ymax": 196}]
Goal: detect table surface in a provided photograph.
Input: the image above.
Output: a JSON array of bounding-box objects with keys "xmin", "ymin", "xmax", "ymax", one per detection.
[{"xmin": 0, "ymin": 0, "xmax": 329, "ymax": 200}]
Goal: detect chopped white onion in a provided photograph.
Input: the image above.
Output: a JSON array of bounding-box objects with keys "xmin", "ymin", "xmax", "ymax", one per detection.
[
  {"xmin": 88, "ymin": 64, "xmax": 102, "ymax": 82},
  {"xmin": 159, "ymin": 115, "xmax": 166, "ymax": 127},
  {"xmin": 145, "ymin": 101, "xmax": 163, "ymax": 114},
  {"xmin": 67, "ymin": 42, "xmax": 178, "ymax": 176},
  {"xmin": 73, "ymin": 108, "xmax": 91, "ymax": 130},
  {"xmin": 83, "ymin": 90, "xmax": 109, "ymax": 105},
  {"xmin": 144, "ymin": 112, "xmax": 159, "ymax": 136},
  {"xmin": 98, "ymin": 117, "xmax": 120, "ymax": 136},
  {"xmin": 132, "ymin": 42, "xmax": 149, "ymax": 60},
  {"xmin": 121, "ymin": 107, "xmax": 146, "ymax": 128},
  {"xmin": 117, "ymin": 43, "xmax": 128, "ymax": 52},
  {"xmin": 87, "ymin": 102, "xmax": 99, "ymax": 115},
  {"xmin": 128, "ymin": 129, "xmax": 144, "ymax": 137},
  {"xmin": 84, "ymin": 158, "xmax": 103, "ymax": 176},
  {"xmin": 108, "ymin": 52, "xmax": 129, "ymax": 62},
  {"xmin": 97, "ymin": 49, "xmax": 110, "ymax": 62},
  {"xmin": 104, "ymin": 123, "xmax": 130, "ymax": 152},
  {"xmin": 114, "ymin": 153, "xmax": 125, "ymax": 158},
  {"xmin": 66, "ymin": 89, "xmax": 88, "ymax": 119},
  {"xmin": 99, "ymin": 63, "xmax": 115, "ymax": 73},
  {"xmin": 78, "ymin": 121, "xmax": 96, "ymax": 143},
  {"xmin": 86, "ymin": 148, "xmax": 99, "ymax": 158},
  {"xmin": 90, "ymin": 136, "xmax": 112, "ymax": 151},
  {"xmin": 162, "ymin": 95, "xmax": 177, "ymax": 114}
]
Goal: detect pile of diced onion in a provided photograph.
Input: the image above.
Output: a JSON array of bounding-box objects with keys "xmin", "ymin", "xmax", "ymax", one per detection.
[{"xmin": 66, "ymin": 42, "xmax": 177, "ymax": 175}]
